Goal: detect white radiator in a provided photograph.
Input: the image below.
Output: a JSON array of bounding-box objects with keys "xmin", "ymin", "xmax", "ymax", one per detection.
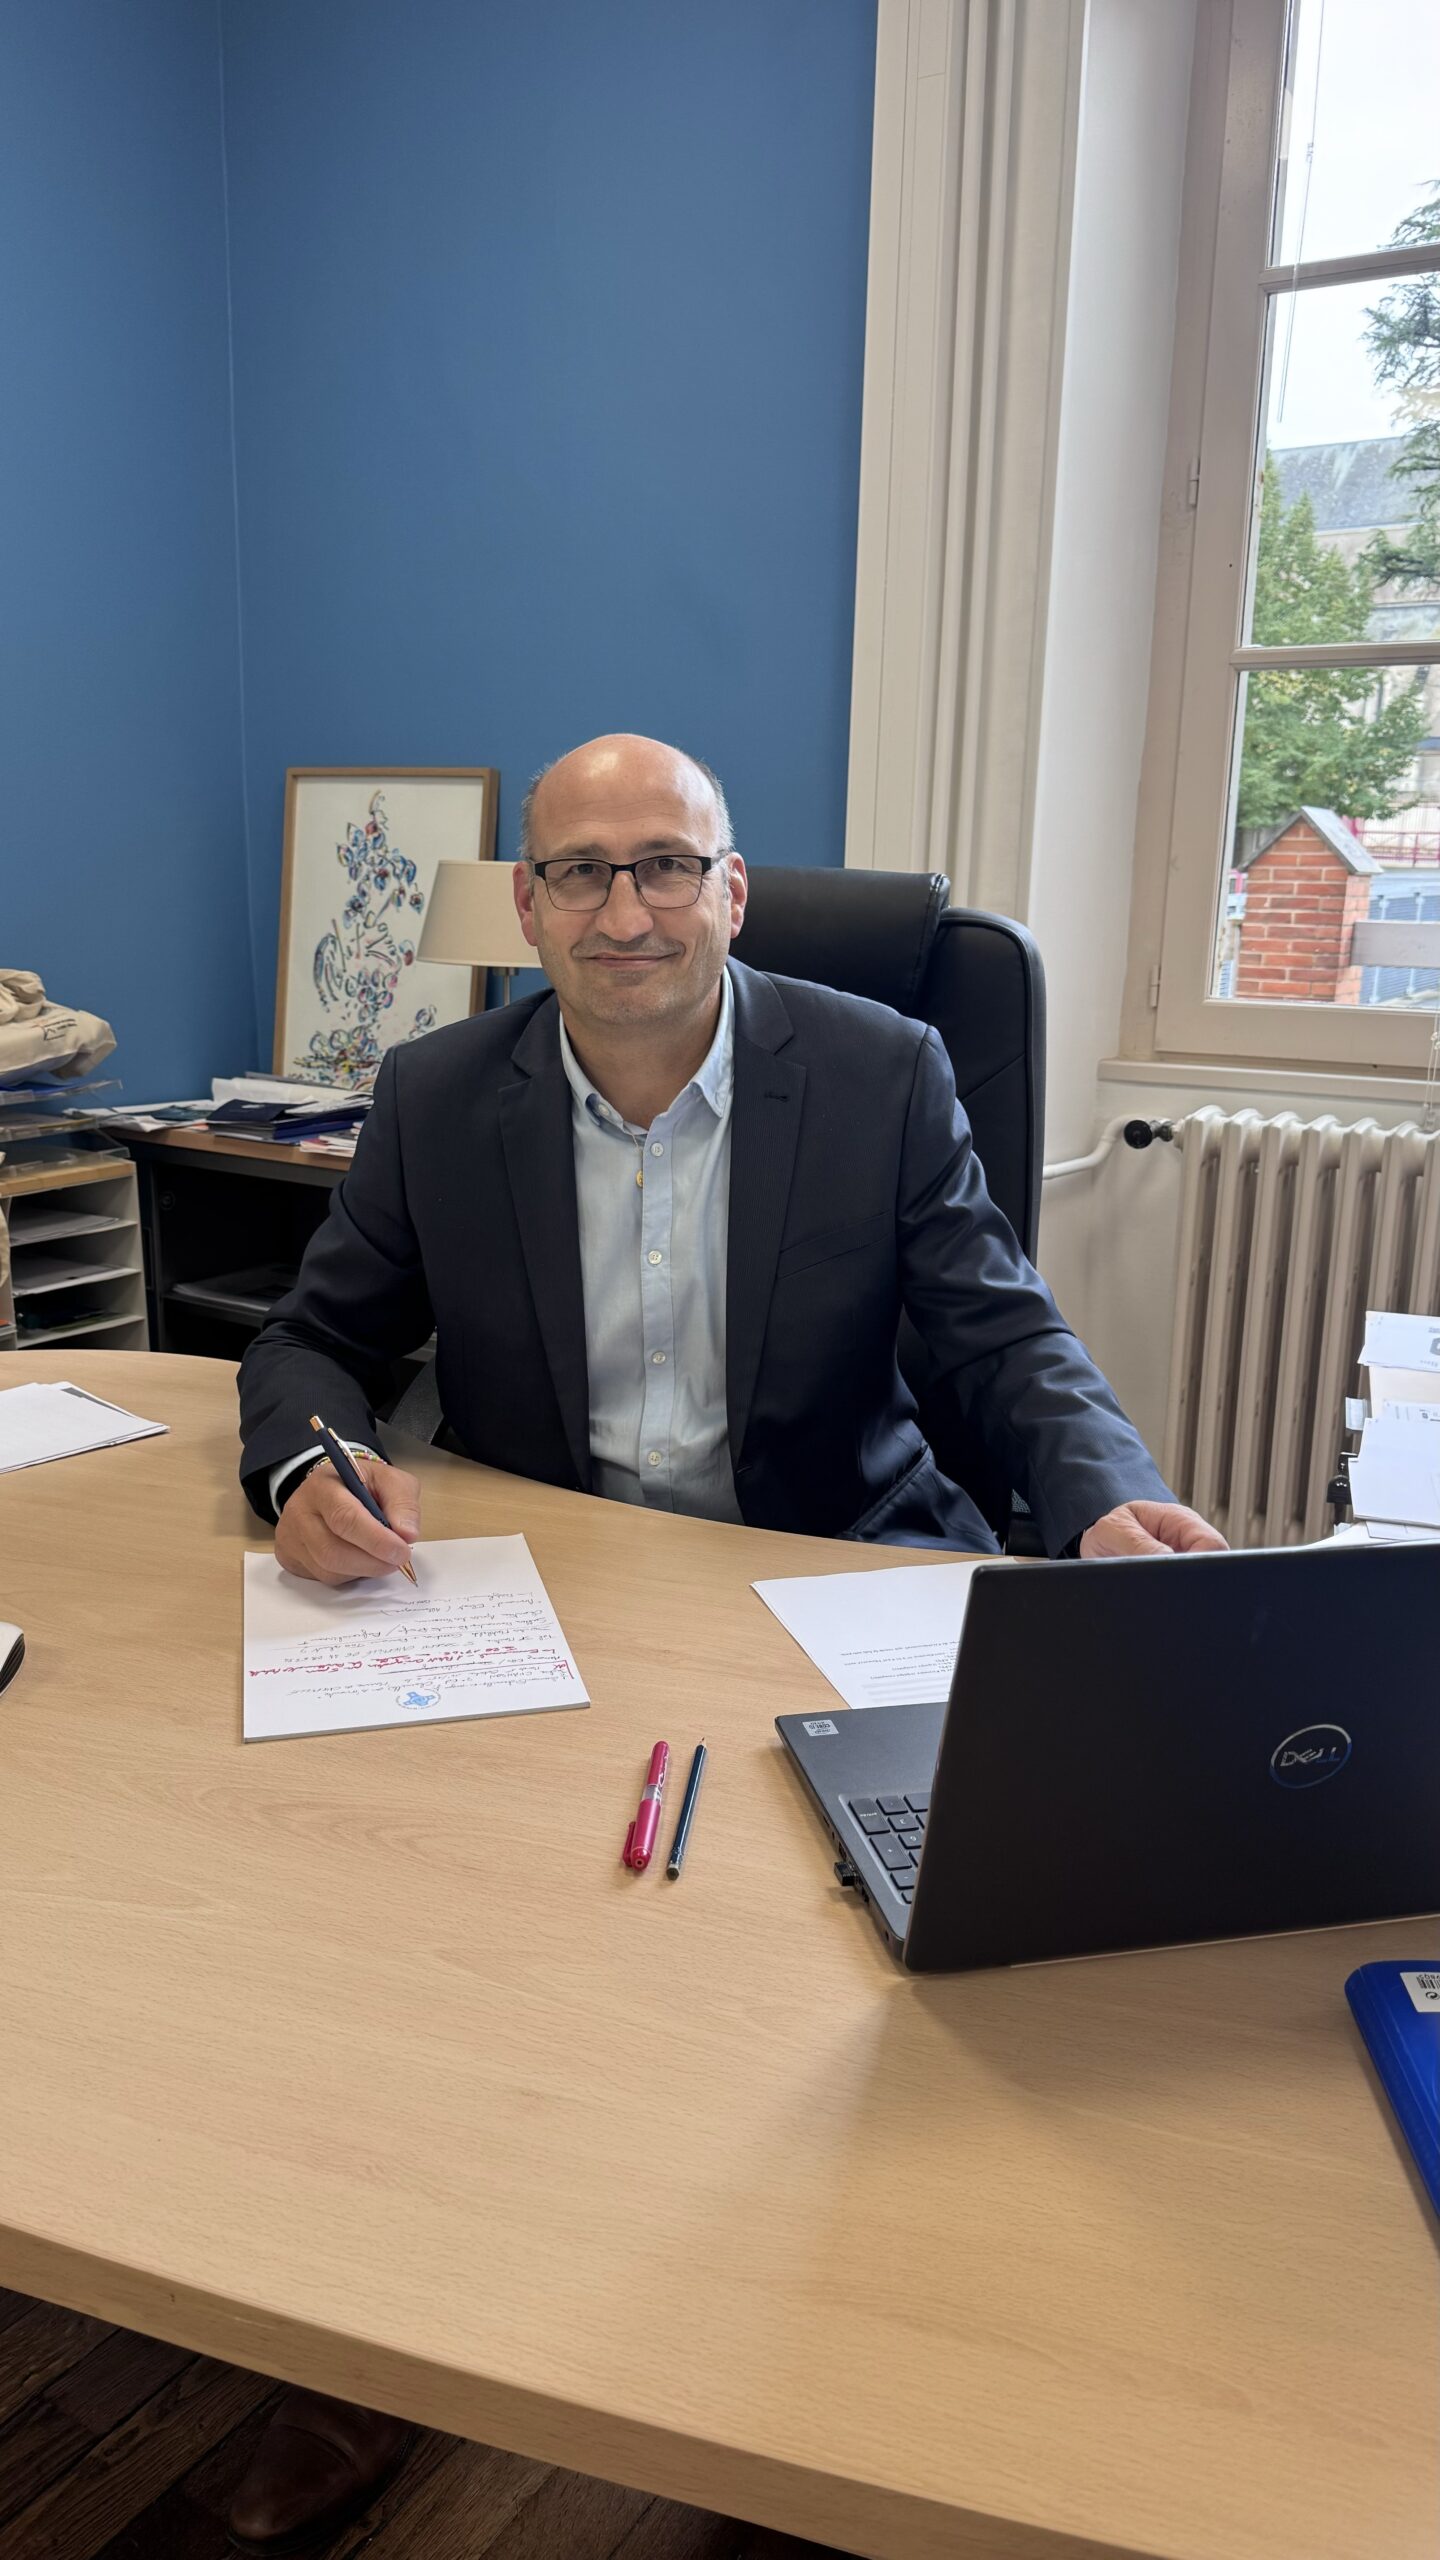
[{"xmin": 1161, "ymin": 1109, "xmax": 1440, "ymax": 1545}]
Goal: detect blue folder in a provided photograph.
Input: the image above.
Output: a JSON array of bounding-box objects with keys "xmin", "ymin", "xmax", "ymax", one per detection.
[{"xmin": 1346, "ymin": 1961, "xmax": 1440, "ymax": 2213}]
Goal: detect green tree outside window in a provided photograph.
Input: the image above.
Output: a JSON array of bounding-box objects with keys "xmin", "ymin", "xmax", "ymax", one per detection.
[
  {"xmin": 1237, "ymin": 462, "xmax": 1428, "ymax": 836},
  {"xmin": 1362, "ymin": 184, "xmax": 1440, "ymax": 594}
]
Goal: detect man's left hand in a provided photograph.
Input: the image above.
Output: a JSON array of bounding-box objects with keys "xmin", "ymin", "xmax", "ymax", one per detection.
[{"xmin": 1079, "ymin": 1499, "xmax": 1228, "ymax": 1558}]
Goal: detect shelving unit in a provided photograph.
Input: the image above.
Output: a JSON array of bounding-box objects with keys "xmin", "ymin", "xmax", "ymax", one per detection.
[
  {"xmin": 0, "ymin": 1158, "xmax": 148, "ymax": 1355},
  {"xmin": 114, "ymin": 1132, "xmax": 433, "ymax": 1395},
  {"xmin": 119, "ymin": 1133, "xmax": 341, "ymax": 1359}
]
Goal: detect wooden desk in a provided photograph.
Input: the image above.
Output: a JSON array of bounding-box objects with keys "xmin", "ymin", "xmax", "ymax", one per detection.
[
  {"xmin": 118, "ymin": 1125, "xmax": 350, "ymax": 1176},
  {"xmin": 0, "ymin": 1352, "xmax": 1433, "ymax": 2560}
]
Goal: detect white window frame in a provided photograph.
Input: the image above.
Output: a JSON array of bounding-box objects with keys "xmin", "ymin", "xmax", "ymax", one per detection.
[{"xmin": 1136, "ymin": 0, "xmax": 1440, "ymax": 1072}]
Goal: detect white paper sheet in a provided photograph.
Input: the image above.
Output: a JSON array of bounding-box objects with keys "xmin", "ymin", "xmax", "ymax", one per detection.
[
  {"xmin": 1379, "ymin": 1400, "xmax": 1440, "ymax": 1425},
  {"xmin": 752, "ymin": 1559, "xmax": 1000, "ymax": 1711},
  {"xmin": 242, "ymin": 1533, "xmax": 589, "ymax": 1741},
  {"xmin": 0, "ymin": 1380, "xmax": 166, "ymax": 1473},
  {"xmin": 1328, "ymin": 1519, "xmax": 1440, "ymax": 1545},
  {"xmin": 1349, "ymin": 1414, "xmax": 1440, "ymax": 1529},
  {"xmin": 1361, "ymin": 1310, "xmax": 1440, "ymax": 1374},
  {"xmin": 1367, "ymin": 1366, "xmax": 1440, "ymax": 1413}
]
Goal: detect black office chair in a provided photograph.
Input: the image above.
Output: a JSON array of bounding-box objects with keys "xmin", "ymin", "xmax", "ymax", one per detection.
[{"xmin": 733, "ymin": 866, "xmax": 1047, "ymax": 1542}]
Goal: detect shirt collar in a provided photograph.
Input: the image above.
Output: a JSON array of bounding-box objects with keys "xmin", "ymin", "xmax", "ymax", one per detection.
[{"xmin": 557, "ymin": 969, "xmax": 734, "ymax": 1132}]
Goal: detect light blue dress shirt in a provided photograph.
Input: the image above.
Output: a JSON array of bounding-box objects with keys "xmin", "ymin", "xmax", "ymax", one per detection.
[{"xmin": 558, "ymin": 973, "xmax": 742, "ymax": 1525}]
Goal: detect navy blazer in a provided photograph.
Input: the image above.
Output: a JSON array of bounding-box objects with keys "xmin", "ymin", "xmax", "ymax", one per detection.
[{"xmin": 238, "ymin": 961, "xmax": 1170, "ymax": 1553}]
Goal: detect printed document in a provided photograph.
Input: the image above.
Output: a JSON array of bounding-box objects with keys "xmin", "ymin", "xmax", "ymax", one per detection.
[
  {"xmin": 243, "ymin": 1533, "xmax": 589, "ymax": 1741},
  {"xmin": 1360, "ymin": 1311, "xmax": 1440, "ymax": 1374},
  {"xmin": 1348, "ymin": 1414, "xmax": 1440, "ymax": 1531},
  {"xmin": 0, "ymin": 1380, "xmax": 166, "ymax": 1473},
  {"xmin": 753, "ymin": 1559, "xmax": 1002, "ymax": 1712},
  {"xmin": 1361, "ymin": 1310, "xmax": 1440, "ymax": 1411}
]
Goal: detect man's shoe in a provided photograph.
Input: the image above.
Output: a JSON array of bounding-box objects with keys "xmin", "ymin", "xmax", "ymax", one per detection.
[{"xmin": 228, "ymin": 2389, "xmax": 416, "ymax": 2554}]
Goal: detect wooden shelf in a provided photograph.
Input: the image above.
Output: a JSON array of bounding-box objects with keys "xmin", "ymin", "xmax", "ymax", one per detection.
[
  {"xmin": 0, "ymin": 1156, "xmax": 131, "ymax": 1200},
  {"xmin": 116, "ymin": 1126, "xmax": 341, "ymax": 1172},
  {"xmin": 5, "ymin": 1208, "xmax": 131, "ymax": 1246},
  {"xmin": 1, "ymin": 1161, "xmax": 147, "ymax": 1353},
  {"xmin": 16, "ymin": 1310, "xmax": 147, "ymax": 1348},
  {"xmin": 13, "ymin": 1257, "xmax": 144, "ymax": 1297}
]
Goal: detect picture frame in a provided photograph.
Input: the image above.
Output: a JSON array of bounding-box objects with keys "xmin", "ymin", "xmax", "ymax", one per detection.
[{"xmin": 273, "ymin": 766, "xmax": 499, "ymax": 1085}]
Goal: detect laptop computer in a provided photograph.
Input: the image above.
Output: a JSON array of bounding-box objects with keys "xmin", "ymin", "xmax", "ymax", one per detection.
[{"xmin": 776, "ymin": 1543, "xmax": 1440, "ymax": 1971}]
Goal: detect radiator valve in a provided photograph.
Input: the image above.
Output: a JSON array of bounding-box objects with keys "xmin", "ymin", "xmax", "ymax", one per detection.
[{"xmin": 1122, "ymin": 1118, "xmax": 1175, "ymax": 1150}]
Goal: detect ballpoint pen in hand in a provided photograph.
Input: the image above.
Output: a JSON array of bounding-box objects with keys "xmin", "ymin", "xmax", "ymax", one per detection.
[{"xmin": 308, "ymin": 1414, "xmax": 419, "ymax": 1584}]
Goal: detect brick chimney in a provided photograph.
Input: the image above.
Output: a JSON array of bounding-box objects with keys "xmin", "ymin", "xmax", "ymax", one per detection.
[{"xmin": 1232, "ymin": 807, "xmax": 1378, "ymax": 1005}]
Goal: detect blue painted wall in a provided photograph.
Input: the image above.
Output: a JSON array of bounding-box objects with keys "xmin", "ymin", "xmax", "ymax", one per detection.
[
  {"xmin": 220, "ymin": 0, "xmax": 876, "ymax": 1055},
  {"xmin": 2, "ymin": 1, "xmax": 874, "ymax": 1088},
  {"xmin": 0, "ymin": 1, "xmax": 253, "ymax": 1101}
]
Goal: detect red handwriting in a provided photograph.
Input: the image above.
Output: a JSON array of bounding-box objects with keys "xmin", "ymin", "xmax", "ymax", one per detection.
[{"xmin": 250, "ymin": 1646, "xmax": 572, "ymax": 1679}]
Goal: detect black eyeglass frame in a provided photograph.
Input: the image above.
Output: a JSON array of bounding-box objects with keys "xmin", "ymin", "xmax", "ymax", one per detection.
[{"xmin": 528, "ymin": 851, "xmax": 731, "ymax": 910}]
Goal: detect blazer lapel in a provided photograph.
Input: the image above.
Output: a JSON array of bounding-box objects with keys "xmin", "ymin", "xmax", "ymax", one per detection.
[
  {"xmin": 498, "ymin": 1003, "xmax": 592, "ymax": 1491},
  {"xmin": 725, "ymin": 964, "xmax": 805, "ymax": 1466}
]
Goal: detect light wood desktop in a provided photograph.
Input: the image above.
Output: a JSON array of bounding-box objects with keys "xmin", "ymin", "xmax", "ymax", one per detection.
[{"xmin": 0, "ymin": 1351, "xmax": 1433, "ymax": 2560}]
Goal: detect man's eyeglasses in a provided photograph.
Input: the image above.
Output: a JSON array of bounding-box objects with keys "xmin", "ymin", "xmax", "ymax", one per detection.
[{"xmin": 529, "ymin": 852, "xmax": 726, "ymax": 912}]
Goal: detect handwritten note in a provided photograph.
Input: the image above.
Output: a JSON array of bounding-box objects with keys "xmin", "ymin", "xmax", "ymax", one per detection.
[{"xmin": 242, "ymin": 1534, "xmax": 589, "ymax": 1742}]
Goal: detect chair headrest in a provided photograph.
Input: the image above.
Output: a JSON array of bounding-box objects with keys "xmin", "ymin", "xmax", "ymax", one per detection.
[{"xmin": 733, "ymin": 869, "xmax": 949, "ymax": 1013}]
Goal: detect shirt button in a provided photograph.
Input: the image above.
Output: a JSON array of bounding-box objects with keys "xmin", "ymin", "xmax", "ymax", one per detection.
[
  {"xmin": 650, "ymin": 1141, "xmax": 664, "ymax": 1156},
  {"xmin": 647, "ymin": 1450, "xmax": 662, "ymax": 1467},
  {"xmin": 647, "ymin": 1249, "xmax": 663, "ymax": 1265},
  {"xmin": 651, "ymin": 1350, "xmax": 666, "ymax": 1365}
]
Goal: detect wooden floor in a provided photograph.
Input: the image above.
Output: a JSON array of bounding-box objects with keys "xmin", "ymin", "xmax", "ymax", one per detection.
[{"xmin": 0, "ymin": 2289, "xmax": 833, "ymax": 2560}]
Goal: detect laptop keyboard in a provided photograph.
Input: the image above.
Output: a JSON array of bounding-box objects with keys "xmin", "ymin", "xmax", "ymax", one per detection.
[{"xmin": 846, "ymin": 1792, "xmax": 929, "ymax": 1903}]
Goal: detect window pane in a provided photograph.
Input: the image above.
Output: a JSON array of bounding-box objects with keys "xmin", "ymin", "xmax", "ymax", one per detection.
[
  {"xmin": 1213, "ymin": 666, "xmax": 1440, "ymax": 1004},
  {"xmin": 1273, "ymin": 0, "xmax": 1440, "ymax": 268},
  {"xmin": 1246, "ymin": 276, "xmax": 1440, "ymax": 650}
]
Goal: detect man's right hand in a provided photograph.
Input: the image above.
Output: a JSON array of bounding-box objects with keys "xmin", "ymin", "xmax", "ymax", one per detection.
[{"xmin": 275, "ymin": 1455, "xmax": 422, "ymax": 1585}]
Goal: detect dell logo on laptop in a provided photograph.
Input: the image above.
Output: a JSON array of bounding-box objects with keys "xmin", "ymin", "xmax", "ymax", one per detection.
[{"xmin": 1270, "ymin": 1724, "xmax": 1352, "ymax": 1788}]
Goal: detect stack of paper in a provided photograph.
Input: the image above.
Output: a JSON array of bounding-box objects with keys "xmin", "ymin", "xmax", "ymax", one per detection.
[
  {"xmin": 211, "ymin": 1074, "xmax": 358, "ymax": 1106},
  {"xmin": 0, "ymin": 1380, "xmax": 166, "ymax": 1472},
  {"xmin": 1350, "ymin": 1312, "xmax": 1440, "ymax": 1536},
  {"xmin": 294, "ymin": 1130, "xmax": 361, "ymax": 1157}
]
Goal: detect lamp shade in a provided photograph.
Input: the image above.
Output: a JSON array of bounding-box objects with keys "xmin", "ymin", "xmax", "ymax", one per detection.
[{"xmin": 418, "ymin": 861, "xmax": 534, "ymax": 970}]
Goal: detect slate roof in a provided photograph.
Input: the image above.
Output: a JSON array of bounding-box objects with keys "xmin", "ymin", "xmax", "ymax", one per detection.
[
  {"xmin": 1239, "ymin": 806, "xmax": 1381, "ymax": 873},
  {"xmin": 1271, "ymin": 437, "xmax": 1420, "ymax": 533}
]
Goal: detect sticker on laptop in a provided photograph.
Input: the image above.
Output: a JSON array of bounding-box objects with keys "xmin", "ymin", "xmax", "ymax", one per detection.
[
  {"xmin": 801, "ymin": 1718, "xmax": 840, "ymax": 1737},
  {"xmin": 1400, "ymin": 1971, "xmax": 1440, "ymax": 2012}
]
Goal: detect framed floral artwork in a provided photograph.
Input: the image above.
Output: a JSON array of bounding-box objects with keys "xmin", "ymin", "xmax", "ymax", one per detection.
[{"xmin": 273, "ymin": 767, "xmax": 498, "ymax": 1086}]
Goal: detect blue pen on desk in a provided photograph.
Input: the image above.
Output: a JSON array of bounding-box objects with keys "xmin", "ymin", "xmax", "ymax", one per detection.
[
  {"xmin": 309, "ymin": 1413, "xmax": 418, "ymax": 1585},
  {"xmin": 666, "ymin": 1740, "xmax": 708, "ymax": 1879}
]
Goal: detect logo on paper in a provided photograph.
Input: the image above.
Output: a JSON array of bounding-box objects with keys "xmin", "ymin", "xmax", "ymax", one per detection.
[
  {"xmin": 1269, "ymin": 1724, "xmax": 1351, "ymax": 1788},
  {"xmin": 802, "ymin": 1718, "xmax": 839, "ymax": 1738},
  {"xmin": 398, "ymin": 1689, "xmax": 438, "ymax": 1710}
]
